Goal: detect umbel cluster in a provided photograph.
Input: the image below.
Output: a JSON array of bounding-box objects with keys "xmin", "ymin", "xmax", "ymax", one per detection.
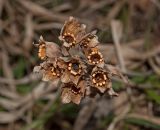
[{"xmin": 34, "ymin": 17, "xmax": 127, "ymax": 104}]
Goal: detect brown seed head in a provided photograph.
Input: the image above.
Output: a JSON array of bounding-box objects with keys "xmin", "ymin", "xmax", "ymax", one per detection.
[
  {"xmin": 91, "ymin": 69, "xmax": 110, "ymax": 89},
  {"xmin": 59, "ymin": 16, "xmax": 86, "ymax": 47},
  {"xmin": 62, "ymin": 33, "xmax": 76, "ymax": 46},
  {"xmin": 68, "ymin": 60, "xmax": 82, "ymax": 76},
  {"xmin": 64, "ymin": 82, "xmax": 81, "ymax": 95},
  {"xmin": 87, "ymin": 48, "xmax": 104, "ymax": 65},
  {"xmin": 42, "ymin": 63, "xmax": 62, "ymax": 81}
]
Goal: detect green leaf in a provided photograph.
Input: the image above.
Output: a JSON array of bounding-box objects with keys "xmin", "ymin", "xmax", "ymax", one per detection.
[
  {"xmin": 0, "ymin": 69, "xmax": 3, "ymax": 76},
  {"xmin": 112, "ymin": 81, "xmax": 124, "ymax": 91},
  {"xmin": 131, "ymin": 76, "xmax": 146, "ymax": 84},
  {"xmin": 147, "ymin": 75, "xmax": 160, "ymax": 88},
  {"xmin": 125, "ymin": 117, "xmax": 160, "ymax": 130},
  {"xmin": 17, "ymin": 84, "xmax": 32, "ymax": 94},
  {"xmin": 21, "ymin": 98, "xmax": 59, "ymax": 130},
  {"xmin": 60, "ymin": 104, "xmax": 79, "ymax": 119},
  {"xmin": 13, "ymin": 58, "xmax": 27, "ymax": 79},
  {"xmin": 99, "ymin": 113, "xmax": 114, "ymax": 129},
  {"xmin": 146, "ymin": 90, "xmax": 160, "ymax": 104}
]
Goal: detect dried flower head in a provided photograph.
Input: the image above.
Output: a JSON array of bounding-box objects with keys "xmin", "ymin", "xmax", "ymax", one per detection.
[
  {"xmin": 91, "ymin": 67, "xmax": 111, "ymax": 93},
  {"xmin": 85, "ymin": 48, "xmax": 104, "ymax": 67},
  {"xmin": 34, "ymin": 36, "xmax": 61, "ymax": 60},
  {"xmin": 59, "ymin": 17, "xmax": 86, "ymax": 48},
  {"xmin": 59, "ymin": 57, "xmax": 85, "ymax": 84},
  {"xmin": 61, "ymin": 80, "xmax": 86, "ymax": 104},
  {"xmin": 34, "ymin": 61, "xmax": 61, "ymax": 81},
  {"xmin": 33, "ymin": 16, "xmax": 127, "ymax": 104}
]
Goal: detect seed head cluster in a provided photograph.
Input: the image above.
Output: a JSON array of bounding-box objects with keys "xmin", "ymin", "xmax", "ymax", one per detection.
[{"xmin": 33, "ymin": 16, "xmax": 127, "ymax": 104}]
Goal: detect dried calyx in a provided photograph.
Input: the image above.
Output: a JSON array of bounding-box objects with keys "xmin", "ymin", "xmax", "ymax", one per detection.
[
  {"xmin": 91, "ymin": 67, "xmax": 111, "ymax": 93},
  {"xmin": 33, "ymin": 16, "xmax": 127, "ymax": 104},
  {"xmin": 86, "ymin": 48, "xmax": 104, "ymax": 66}
]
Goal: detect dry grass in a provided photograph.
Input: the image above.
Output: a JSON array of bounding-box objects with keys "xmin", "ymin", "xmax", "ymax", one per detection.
[{"xmin": 0, "ymin": 0, "xmax": 160, "ymax": 130}]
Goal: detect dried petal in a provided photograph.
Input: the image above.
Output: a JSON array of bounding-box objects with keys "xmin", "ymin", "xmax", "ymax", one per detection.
[
  {"xmin": 71, "ymin": 94, "xmax": 82, "ymax": 104},
  {"xmin": 59, "ymin": 16, "xmax": 86, "ymax": 48},
  {"xmin": 61, "ymin": 71, "xmax": 71, "ymax": 83},
  {"xmin": 61, "ymin": 87, "xmax": 72, "ymax": 104},
  {"xmin": 91, "ymin": 67, "xmax": 111, "ymax": 93}
]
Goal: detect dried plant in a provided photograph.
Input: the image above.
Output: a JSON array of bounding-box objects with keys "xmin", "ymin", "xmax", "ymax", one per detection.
[{"xmin": 33, "ymin": 16, "xmax": 127, "ymax": 104}]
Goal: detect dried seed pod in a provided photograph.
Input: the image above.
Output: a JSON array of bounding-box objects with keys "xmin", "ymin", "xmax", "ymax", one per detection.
[
  {"xmin": 90, "ymin": 67, "xmax": 111, "ymax": 93},
  {"xmin": 59, "ymin": 57, "xmax": 85, "ymax": 85},
  {"xmin": 61, "ymin": 80, "xmax": 86, "ymax": 104},
  {"xmin": 33, "ymin": 61, "xmax": 62, "ymax": 81},
  {"xmin": 79, "ymin": 31, "xmax": 99, "ymax": 49},
  {"xmin": 85, "ymin": 47, "xmax": 104, "ymax": 67},
  {"xmin": 59, "ymin": 16, "xmax": 86, "ymax": 48},
  {"xmin": 34, "ymin": 36, "xmax": 61, "ymax": 60}
]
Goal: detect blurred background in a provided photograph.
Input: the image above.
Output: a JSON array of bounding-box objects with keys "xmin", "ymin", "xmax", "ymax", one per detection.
[{"xmin": 0, "ymin": 0, "xmax": 160, "ymax": 130}]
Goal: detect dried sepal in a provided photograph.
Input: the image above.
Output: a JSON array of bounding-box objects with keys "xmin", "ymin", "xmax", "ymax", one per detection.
[
  {"xmin": 85, "ymin": 47, "xmax": 104, "ymax": 67},
  {"xmin": 105, "ymin": 64, "xmax": 128, "ymax": 84},
  {"xmin": 61, "ymin": 80, "xmax": 86, "ymax": 104},
  {"xmin": 107, "ymin": 87, "xmax": 118, "ymax": 96},
  {"xmin": 59, "ymin": 16, "xmax": 86, "ymax": 48},
  {"xmin": 79, "ymin": 31, "xmax": 99, "ymax": 49},
  {"xmin": 34, "ymin": 36, "xmax": 61, "ymax": 60},
  {"xmin": 33, "ymin": 65, "xmax": 42, "ymax": 73},
  {"xmin": 90, "ymin": 67, "xmax": 111, "ymax": 93}
]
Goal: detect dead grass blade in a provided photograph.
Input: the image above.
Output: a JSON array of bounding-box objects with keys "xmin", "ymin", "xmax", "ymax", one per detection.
[
  {"xmin": 2, "ymin": 50, "xmax": 16, "ymax": 92},
  {"xmin": 17, "ymin": 0, "xmax": 68, "ymax": 22},
  {"xmin": 111, "ymin": 20, "xmax": 127, "ymax": 73},
  {"xmin": 22, "ymin": 14, "xmax": 34, "ymax": 51}
]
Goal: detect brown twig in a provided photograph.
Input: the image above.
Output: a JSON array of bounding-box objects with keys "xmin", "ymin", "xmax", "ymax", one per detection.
[{"xmin": 111, "ymin": 20, "xmax": 127, "ymax": 73}]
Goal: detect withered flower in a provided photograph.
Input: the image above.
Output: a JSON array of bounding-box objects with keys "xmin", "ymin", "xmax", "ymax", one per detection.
[
  {"xmin": 79, "ymin": 31, "xmax": 98, "ymax": 49},
  {"xmin": 61, "ymin": 80, "xmax": 86, "ymax": 104},
  {"xmin": 34, "ymin": 36, "xmax": 61, "ymax": 60},
  {"xmin": 33, "ymin": 16, "xmax": 127, "ymax": 104},
  {"xmin": 59, "ymin": 57, "xmax": 85, "ymax": 85},
  {"xmin": 33, "ymin": 61, "xmax": 61, "ymax": 81},
  {"xmin": 85, "ymin": 47, "xmax": 104, "ymax": 67},
  {"xmin": 91, "ymin": 67, "xmax": 111, "ymax": 93},
  {"xmin": 59, "ymin": 16, "xmax": 86, "ymax": 48}
]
